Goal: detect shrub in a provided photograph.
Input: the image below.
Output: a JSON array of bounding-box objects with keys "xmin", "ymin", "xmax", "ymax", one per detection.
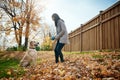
[
  {"xmin": 6, "ymin": 46, "xmax": 26, "ymax": 51},
  {"xmin": 40, "ymin": 45, "xmax": 52, "ymax": 51},
  {"xmin": 17, "ymin": 46, "xmax": 26, "ymax": 51},
  {"xmin": 6, "ymin": 46, "xmax": 17, "ymax": 51}
]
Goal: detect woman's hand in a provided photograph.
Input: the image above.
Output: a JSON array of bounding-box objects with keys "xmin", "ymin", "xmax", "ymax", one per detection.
[{"xmin": 51, "ymin": 36, "xmax": 55, "ymax": 40}]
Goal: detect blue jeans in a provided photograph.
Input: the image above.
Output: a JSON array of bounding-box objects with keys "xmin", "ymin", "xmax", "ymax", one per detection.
[{"xmin": 54, "ymin": 41, "xmax": 65, "ymax": 63}]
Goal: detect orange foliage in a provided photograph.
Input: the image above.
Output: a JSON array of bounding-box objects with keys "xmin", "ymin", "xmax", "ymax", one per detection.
[{"xmin": 1, "ymin": 52, "xmax": 120, "ymax": 79}]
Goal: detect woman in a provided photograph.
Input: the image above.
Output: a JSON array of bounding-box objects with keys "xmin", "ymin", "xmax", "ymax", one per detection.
[{"xmin": 51, "ymin": 13, "xmax": 69, "ymax": 63}]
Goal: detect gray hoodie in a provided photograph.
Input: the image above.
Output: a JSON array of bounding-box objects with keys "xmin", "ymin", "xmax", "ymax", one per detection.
[{"xmin": 55, "ymin": 19, "xmax": 70, "ymax": 44}]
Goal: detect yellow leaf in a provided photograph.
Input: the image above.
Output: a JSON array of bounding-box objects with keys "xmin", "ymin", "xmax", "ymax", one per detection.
[
  {"xmin": 59, "ymin": 70, "xmax": 65, "ymax": 77},
  {"xmin": 7, "ymin": 71, "xmax": 11, "ymax": 75},
  {"xmin": 32, "ymin": 27, "xmax": 37, "ymax": 31},
  {"xmin": 5, "ymin": 31, "xmax": 11, "ymax": 35}
]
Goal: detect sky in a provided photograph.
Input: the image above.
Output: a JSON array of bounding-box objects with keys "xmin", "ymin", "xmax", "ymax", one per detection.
[
  {"xmin": 41, "ymin": 0, "xmax": 118, "ymax": 33},
  {"xmin": 0, "ymin": 0, "xmax": 119, "ymax": 48}
]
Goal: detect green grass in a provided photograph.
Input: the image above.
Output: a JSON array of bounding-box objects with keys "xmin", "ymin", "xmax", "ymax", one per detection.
[
  {"xmin": 64, "ymin": 51, "xmax": 95, "ymax": 55},
  {"xmin": 64, "ymin": 51, "xmax": 105, "ymax": 59},
  {"xmin": 92, "ymin": 54, "xmax": 104, "ymax": 59},
  {"xmin": 0, "ymin": 58, "xmax": 25, "ymax": 78}
]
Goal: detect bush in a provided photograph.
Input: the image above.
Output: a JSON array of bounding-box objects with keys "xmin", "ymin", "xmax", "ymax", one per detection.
[
  {"xmin": 6, "ymin": 46, "xmax": 41, "ymax": 51},
  {"xmin": 17, "ymin": 46, "xmax": 26, "ymax": 51},
  {"xmin": 6, "ymin": 46, "xmax": 26, "ymax": 51},
  {"xmin": 40, "ymin": 45, "xmax": 52, "ymax": 51},
  {"xmin": 6, "ymin": 46, "xmax": 17, "ymax": 51}
]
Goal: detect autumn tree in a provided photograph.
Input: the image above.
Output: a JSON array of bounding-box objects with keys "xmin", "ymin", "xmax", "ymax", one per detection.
[
  {"xmin": 0, "ymin": 9, "xmax": 3, "ymax": 31},
  {"xmin": 0, "ymin": 0, "xmax": 41, "ymax": 50},
  {"xmin": 0, "ymin": 0, "xmax": 25, "ymax": 46},
  {"xmin": 0, "ymin": 8, "xmax": 11, "ymax": 50},
  {"xmin": 40, "ymin": 24, "xmax": 55, "ymax": 50},
  {"xmin": 0, "ymin": 10, "xmax": 2, "ymax": 50},
  {"xmin": 24, "ymin": 0, "xmax": 40, "ymax": 49}
]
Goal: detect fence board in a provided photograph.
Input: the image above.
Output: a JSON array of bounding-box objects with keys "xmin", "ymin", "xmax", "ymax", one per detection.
[
  {"xmin": 111, "ymin": 19, "xmax": 115, "ymax": 49},
  {"xmin": 114, "ymin": 17, "xmax": 118, "ymax": 49},
  {"xmin": 118, "ymin": 15, "xmax": 120, "ymax": 48},
  {"xmin": 107, "ymin": 21, "xmax": 111, "ymax": 49}
]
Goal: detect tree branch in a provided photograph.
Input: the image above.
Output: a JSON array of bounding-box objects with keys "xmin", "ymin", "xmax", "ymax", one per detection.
[{"xmin": 0, "ymin": 27, "xmax": 14, "ymax": 31}]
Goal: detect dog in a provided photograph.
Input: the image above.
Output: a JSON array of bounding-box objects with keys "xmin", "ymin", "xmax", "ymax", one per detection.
[{"xmin": 20, "ymin": 41, "xmax": 39, "ymax": 67}]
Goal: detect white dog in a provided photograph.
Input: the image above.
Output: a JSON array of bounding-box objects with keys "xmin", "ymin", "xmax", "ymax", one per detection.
[{"xmin": 20, "ymin": 41, "xmax": 38, "ymax": 67}]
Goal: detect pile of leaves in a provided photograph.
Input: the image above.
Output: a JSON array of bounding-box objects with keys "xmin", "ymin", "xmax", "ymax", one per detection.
[
  {"xmin": 0, "ymin": 51, "xmax": 120, "ymax": 80},
  {"xmin": 88, "ymin": 52, "xmax": 120, "ymax": 79}
]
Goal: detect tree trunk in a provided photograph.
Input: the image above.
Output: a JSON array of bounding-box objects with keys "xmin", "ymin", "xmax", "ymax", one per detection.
[
  {"xmin": 19, "ymin": 36, "xmax": 22, "ymax": 46},
  {"xmin": 13, "ymin": 22, "xmax": 19, "ymax": 45},
  {"xmin": 18, "ymin": 26, "xmax": 23, "ymax": 46},
  {"xmin": 24, "ymin": 2, "xmax": 32, "ymax": 50},
  {"xmin": 24, "ymin": 37, "xmax": 28, "ymax": 49},
  {"xmin": 24, "ymin": 22, "xmax": 30, "ymax": 50}
]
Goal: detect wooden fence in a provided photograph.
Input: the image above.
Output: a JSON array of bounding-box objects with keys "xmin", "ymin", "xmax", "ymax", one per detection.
[{"xmin": 63, "ymin": 1, "xmax": 120, "ymax": 52}]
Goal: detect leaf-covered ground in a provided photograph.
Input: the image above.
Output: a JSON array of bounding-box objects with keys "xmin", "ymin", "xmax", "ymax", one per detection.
[{"xmin": 0, "ymin": 51, "xmax": 120, "ymax": 80}]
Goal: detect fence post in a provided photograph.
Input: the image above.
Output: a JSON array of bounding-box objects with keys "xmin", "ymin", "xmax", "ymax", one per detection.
[
  {"xmin": 69, "ymin": 33, "xmax": 72, "ymax": 52},
  {"xmin": 70, "ymin": 37, "xmax": 71, "ymax": 52},
  {"xmin": 99, "ymin": 11, "xmax": 103, "ymax": 50},
  {"xmin": 80, "ymin": 24, "xmax": 83, "ymax": 52}
]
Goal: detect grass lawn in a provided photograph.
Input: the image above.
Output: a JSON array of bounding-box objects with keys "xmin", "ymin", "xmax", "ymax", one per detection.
[{"xmin": 0, "ymin": 58, "xmax": 25, "ymax": 78}]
